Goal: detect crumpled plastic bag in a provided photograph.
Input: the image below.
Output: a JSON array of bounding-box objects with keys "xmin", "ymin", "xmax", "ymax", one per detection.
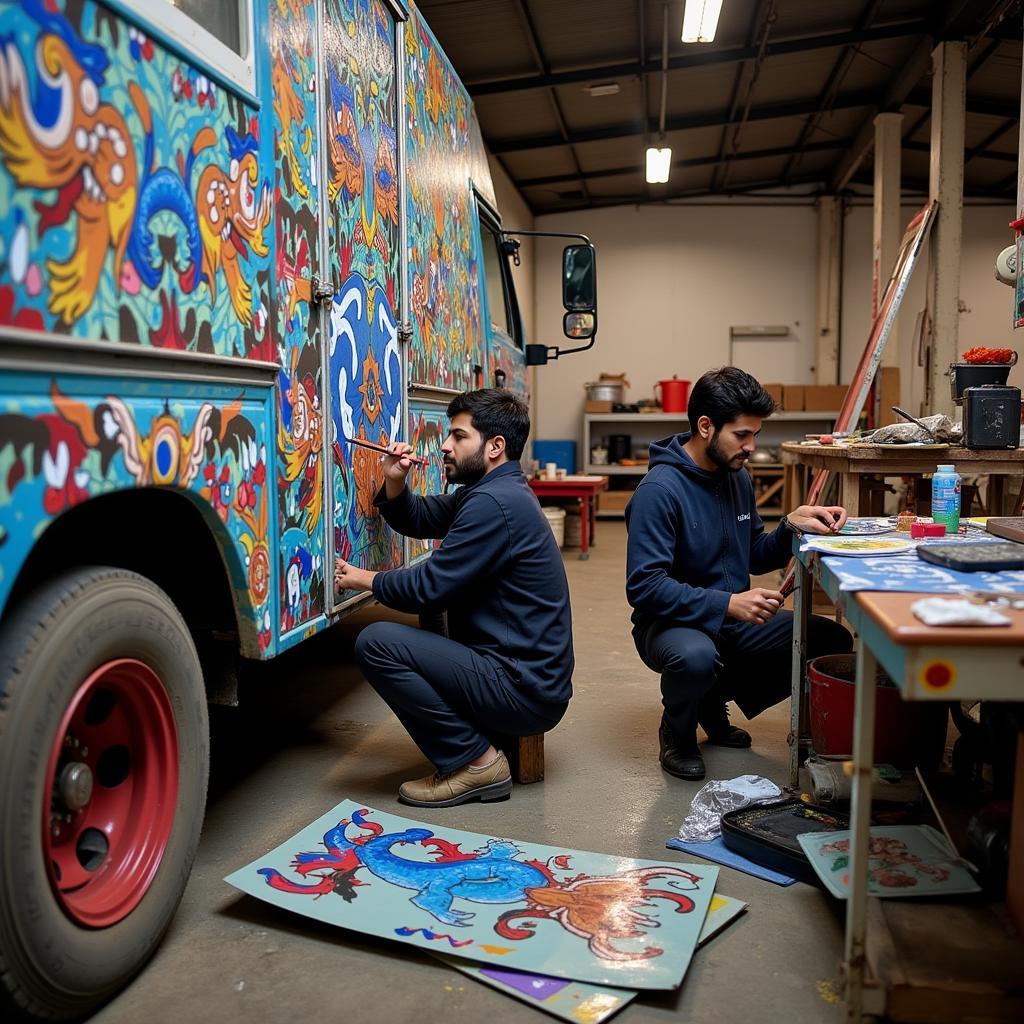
[
  {"xmin": 677, "ymin": 774, "xmax": 783, "ymax": 843},
  {"xmin": 866, "ymin": 414, "xmax": 960, "ymax": 445},
  {"xmin": 911, "ymin": 597, "xmax": 1011, "ymax": 626}
]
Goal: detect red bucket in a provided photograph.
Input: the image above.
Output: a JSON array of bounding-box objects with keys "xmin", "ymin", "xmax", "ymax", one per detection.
[
  {"xmin": 656, "ymin": 376, "xmax": 690, "ymax": 413},
  {"xmin": 808, "ymin": 654, "xmax": 947, "ymax": 769}
]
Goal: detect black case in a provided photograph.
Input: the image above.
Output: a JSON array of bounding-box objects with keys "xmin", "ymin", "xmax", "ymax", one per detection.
[
  {"xmin": 916, "ymin": 541, "xmax": 1024, "ymax": 573},
  {"xmin": 720, "ymin": 799, "xmax": 849, "ymax": 886},
  {"xmin": 962, "ymin": 385, "xmax": 1021, "ymax": 449}
]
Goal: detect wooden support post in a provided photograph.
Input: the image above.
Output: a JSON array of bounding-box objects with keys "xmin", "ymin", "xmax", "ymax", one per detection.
[
  {"xmin": 925, "ymin": 41, "xmax": 966, "ymax": 417},
  {"xmin": 816, "ymin": 196, "xmax": 842, "ymax": 385}
]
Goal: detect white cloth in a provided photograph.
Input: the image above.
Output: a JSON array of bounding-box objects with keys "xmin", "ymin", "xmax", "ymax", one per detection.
[
  {"xmin": 910, "ymin": 597, "xmax": 1011, "ymax": 627},
  {"xmin": 678, "ymin": 774, "xmax": 783, "ymax": 843}
]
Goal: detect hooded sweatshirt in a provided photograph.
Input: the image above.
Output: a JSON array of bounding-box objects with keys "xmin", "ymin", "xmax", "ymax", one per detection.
[
  {"xmin": 371, "ymin": 461, "xmax": 573, "ymax": 709},
  {"xmin": 625, "ymin": 432, "xmax": 794, "ymax": 639}
]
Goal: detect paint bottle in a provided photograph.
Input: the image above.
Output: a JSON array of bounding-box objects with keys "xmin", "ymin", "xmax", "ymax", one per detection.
[{"xmin": 931, "ymin": 464, "xmax": 961, "ymax": 534}]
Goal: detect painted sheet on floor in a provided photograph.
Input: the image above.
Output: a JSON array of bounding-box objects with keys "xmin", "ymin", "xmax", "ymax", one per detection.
[
  {"xmin": 224, "ymin": 799, "xmax": 719, "ymax": 989},
  {"xmin": 433, "ymin": 892, "xmax": 746, "ymax": 1022}
]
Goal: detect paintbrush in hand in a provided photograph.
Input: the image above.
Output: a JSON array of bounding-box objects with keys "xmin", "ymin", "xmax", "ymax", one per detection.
[{"xmin": 342, "ymin": 434, "xmax": 430, "ymax": 466}]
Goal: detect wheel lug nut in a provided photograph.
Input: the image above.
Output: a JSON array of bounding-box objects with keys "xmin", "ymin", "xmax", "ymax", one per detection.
[
  {"xmin": 81, "ymin": 747, "xmax": 88, "ymax": 757},
  {"xmin": 51, "ymin": 824, "xmax": 61, "ymax": 837}
]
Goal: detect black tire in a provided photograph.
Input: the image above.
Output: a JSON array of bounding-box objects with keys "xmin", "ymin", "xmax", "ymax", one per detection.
[{"xmin": 0, "ymin": 568, "xmax": 209, "ymax": 1021}]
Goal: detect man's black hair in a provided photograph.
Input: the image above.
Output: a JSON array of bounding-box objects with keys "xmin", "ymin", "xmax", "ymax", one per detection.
[
  {"xmin": 687, "ymin": 367, "xmax": 776, "ymax": 430},
  {"xmin": 447, "ymin": 388, "xmax": 531, "ymax": 460}
]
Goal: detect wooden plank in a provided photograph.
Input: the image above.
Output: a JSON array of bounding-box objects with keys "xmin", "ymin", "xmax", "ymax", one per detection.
[
  {"xmin": 866, "ymin": 899, "xmax": 1024, "ymax": 1023},
  {"xmin": 856, "ymin": 592, "xmax": 1024, "ymax": 647}
]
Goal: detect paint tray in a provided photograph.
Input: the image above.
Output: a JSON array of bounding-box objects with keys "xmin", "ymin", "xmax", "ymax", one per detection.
[{"xmin": 720, "ymin": 799, "xmax": 850, "ymax": 886}]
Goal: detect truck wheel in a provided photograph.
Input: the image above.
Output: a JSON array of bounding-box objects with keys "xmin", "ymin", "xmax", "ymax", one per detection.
[{"xmin": 0, "ymin": 567, "xmax": 209, "ymax": 1021}]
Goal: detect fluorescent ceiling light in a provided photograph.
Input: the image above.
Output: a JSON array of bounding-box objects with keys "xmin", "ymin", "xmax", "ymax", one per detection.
[
  {"xmin": 681, "ymin": 0, "xmax": 724, "ymax": 43},
  {"xmin": 645, "ymin": 146, "xmax": 672, "ymax": 184},
  {"xmin": 586, "ymin": 82, "xmax": 620, "ymax": 97}
]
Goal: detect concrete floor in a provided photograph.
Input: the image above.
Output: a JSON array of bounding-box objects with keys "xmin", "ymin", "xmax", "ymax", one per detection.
[{"xmin": 93, "ymin": 521, "xmax": 846, "ymax": 1024}]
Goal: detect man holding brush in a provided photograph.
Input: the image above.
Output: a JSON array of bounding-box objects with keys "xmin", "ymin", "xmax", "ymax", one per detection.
[
  {"xmin": 335, "ymin": 388, "xmax": 573, "ymax": 807},
  {"xmin": 626, "ymin": 367, "xmax": 853, "ymax": 781}
]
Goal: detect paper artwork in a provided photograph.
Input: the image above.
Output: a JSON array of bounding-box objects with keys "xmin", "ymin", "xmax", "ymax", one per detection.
[
  {"xmin": 224, "ymin": 800, "xmax": 719, "ymax": 989},
  {"xmin": 434, "ymin": 893, "xmax": 746, "ymax": 1023},
  {"xmin": 796, "ymin": 826, "xmax": 981, "ymax": 899},
  {"xmin": 802, "ymin": 537, "xmax": 915, "ymax": 557}
]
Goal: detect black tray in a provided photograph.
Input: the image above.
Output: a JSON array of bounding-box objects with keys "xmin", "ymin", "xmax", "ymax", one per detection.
[{"xmin": 720, "ymin": 799, "xmax": 849, "ymax": 886}]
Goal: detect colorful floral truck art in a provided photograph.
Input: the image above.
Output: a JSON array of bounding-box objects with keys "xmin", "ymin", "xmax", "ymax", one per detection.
[{"xmin": 0, "ymin": 1, "xmax": 597, "ymax": 1019}]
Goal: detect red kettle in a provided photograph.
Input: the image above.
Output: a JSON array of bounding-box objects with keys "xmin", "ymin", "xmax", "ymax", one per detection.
[{"xmin": 655, "ymin": 376, "xmax": 690, "ymax": 413}]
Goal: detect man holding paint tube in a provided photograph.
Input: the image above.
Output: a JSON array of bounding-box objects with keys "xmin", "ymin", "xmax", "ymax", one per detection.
[
  {"xmin": 336, "ymin": 388, "xmax": 573, "ymax": 807},
  {"xmin": 625, "ymin": 367, "xmax": 853, "ymax": 781}
]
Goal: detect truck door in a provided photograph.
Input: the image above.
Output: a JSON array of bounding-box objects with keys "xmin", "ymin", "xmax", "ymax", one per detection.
[
  {"xmin": 475, "ymin": 194, "xmax": 528, "ymax": 398},
  {"xmin": 320, "ymin": 0, "xmax": 407, "ymax": 611}
]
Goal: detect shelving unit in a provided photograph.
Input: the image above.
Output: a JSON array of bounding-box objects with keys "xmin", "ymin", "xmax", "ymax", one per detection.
[{"xmin": 583, "ymin": 411, "xmax": 838, "ymax": 518}]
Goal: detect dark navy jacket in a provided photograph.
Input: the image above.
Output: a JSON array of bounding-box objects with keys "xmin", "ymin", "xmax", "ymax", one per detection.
[
  {"xmin": 371, "ymin": 461, "xmax": 574, "ymax": 708},
  {"xmin": 625, "ymin": 432, "xmax": 793, "ymax": 639}
]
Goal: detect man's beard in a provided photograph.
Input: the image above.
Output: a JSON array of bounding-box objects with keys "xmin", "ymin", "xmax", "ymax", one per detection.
[
  {"xmin": 443, "ymin": 441, "xmax": 488, "ymax": 485},
  {"xmin": 707, "ymin": 431, "xmax": 748, "ymax": 472}
]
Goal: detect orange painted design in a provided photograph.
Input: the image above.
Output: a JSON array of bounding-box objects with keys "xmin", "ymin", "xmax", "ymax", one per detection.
[{"xmin": 920, "ymin": 660, "xmax": 956, "ymax": 692}]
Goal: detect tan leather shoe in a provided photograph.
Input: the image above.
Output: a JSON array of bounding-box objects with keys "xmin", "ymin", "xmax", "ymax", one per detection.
[{"xmin": 398, "ymin": 752, "xmax": 513, "ymax": 807}]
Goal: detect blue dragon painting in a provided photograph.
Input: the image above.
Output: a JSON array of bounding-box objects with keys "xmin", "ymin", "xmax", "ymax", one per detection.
[{"xmin": 257, "ymin": 808, "xmax": 702, "ymax": 962}]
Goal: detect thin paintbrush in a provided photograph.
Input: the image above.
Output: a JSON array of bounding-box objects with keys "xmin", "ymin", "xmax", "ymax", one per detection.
[{"xmin": 342, "ymin": 434, "xmax": 430, "ymax": 466}]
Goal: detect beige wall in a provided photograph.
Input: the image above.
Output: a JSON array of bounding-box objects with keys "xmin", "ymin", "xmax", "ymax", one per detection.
[
  {"xmin": 531, "ymin": 202, "xmax": 820, "ymax": 440},
  {"xmin": 531, "ymin": 200, "xmax": 1020, "ymax": 441},
  {"xmin": 840, "ymin": 202, "xmax": 1019, "ymax": 414}
]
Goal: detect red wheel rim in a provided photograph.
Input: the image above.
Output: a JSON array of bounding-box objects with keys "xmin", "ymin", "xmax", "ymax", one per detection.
[{"xmin": 42, "ymin": 659, "xmax": 179, "ymax": 928}]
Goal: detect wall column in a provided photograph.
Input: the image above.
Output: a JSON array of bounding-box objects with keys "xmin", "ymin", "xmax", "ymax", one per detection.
[
  {"xmin": 815, "ymin": 196, "xmax": 841, "ymax": 384},
  {"xmin": 925, "ymin": 41, "xmax": 966, "ymax": 416}
]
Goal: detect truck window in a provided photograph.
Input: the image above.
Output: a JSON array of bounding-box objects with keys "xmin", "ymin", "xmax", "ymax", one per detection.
[
  {"xmin": 478, "ymin": 216, "xmax": 522, "ymax": 349},
  {"xmin": 120, "ymin": 0, "xmax": 253, "ymax": 90}
]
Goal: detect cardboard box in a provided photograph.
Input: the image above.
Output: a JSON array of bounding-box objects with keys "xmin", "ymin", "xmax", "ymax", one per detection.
[
  {"xmin": 781, "ymin": 385, "xmax": 805, "ymax": 411},
  {"xmin": 598, "ymin": 490, "xmax": 632, "ymax": 513},
  {"xmin": 803, "ymin": 384, "xmax": 848, "ymax": 411},
  {"xmin": 584, "ymin": 399, "xmax": 614, "ymax": 413},
  {"xmin": 763, "ymin": 383, "xmax": 784, "ymax": 410}
]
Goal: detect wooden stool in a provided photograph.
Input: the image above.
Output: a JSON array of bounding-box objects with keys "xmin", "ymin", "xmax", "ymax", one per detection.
[{"xmin": 496, "ymin": 733, "xmax": 545, "ymax": 784}]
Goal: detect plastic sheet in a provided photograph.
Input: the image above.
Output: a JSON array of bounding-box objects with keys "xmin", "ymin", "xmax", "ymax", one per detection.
[{"xmin": 677, "ymin": 775, "xmax": 783, "ymax": 843}]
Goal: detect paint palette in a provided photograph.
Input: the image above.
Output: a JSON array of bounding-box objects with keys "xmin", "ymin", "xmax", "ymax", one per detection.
[
  {"xmin": 802, "ymin": 537, "xmax": 916, "ymax": 557},
  {"xmin": 838, "ymin": 518, "xmax": 893, "ymax": 536}
]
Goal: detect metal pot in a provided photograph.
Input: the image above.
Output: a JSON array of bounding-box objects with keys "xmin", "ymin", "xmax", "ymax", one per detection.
[{"xmin": 584, "ymin": 381, "xmax": 624, "ymax": 403}]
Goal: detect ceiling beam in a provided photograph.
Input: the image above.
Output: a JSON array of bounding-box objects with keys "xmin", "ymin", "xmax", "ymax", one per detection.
[
  {"xmin": 517, "ymin": 140, "xmax": 845, "ymax": 189},
  {"xmin": 902, "ymin": 139, "xmax": 1016, "ymax": 162},
  {"xmin": 509, "ymin": 0, "xmax": 592, "ymax": 203},
  {"xmin": 711, "ymin": 0, "xmax": 774, "ymax": 191},
  {"xmin": 828, "ymin": 0, "xmax": 1020, "ymax": 190},
  {"xmin": 465, "ymin": 20, "xmax": 928, "ymax": 97},
  {"xmin": 489, "ymin": 89, "xmax": 879, "ymax": 154},
  {"xmin": 539, "ymin": 172, "xmax": 829, "ymax": 213},
  {"xmin": 782, "ymin": 0, "xmax": 883, "ymax": 184}
]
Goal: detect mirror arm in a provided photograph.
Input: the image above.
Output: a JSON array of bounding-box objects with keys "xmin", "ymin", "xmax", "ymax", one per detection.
[
  {"xmin": 551, "ymin": 333, "xmax": 597, "ymax": 359},
  {"xmin": 497, "ymin": 226, "xmax": 589, "ymax": 243}
]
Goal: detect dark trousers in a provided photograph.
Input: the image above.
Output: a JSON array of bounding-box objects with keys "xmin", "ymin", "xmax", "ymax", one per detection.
[
  {"xmin": 636, "ymin": 611, "xmax": 853, "ymax": 745},
  {"xmin": 354, "ymin": 621, "xmax": 565, "ymax": 773}
]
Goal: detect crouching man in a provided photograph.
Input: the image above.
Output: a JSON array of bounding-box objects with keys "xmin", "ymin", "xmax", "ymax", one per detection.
[
  {"xmin": 335, "ymin": 389, "xmax": 573, "ymax": 807},
  {"xmin": 626, "ymin": 367, "xmax": 853, "ymax": 781}
]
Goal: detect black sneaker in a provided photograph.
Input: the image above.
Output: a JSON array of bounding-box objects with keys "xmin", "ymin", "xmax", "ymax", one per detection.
[
  {"xmin": 698, "ymin": 694, "xmax": 752, "ymax": 748},
  {"xmin": 658, "ymin": 716, "xmax": 706, "ymax": 780}
]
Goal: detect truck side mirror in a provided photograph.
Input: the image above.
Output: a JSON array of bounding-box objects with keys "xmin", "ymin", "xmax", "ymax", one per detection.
[{"xmin": 562, "ymin": 244, "xmax": 596, "ymax": 313}]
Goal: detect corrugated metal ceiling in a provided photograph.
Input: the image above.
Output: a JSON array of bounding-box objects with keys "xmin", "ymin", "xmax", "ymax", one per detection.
[{"xmin": 415, "ymin": 0, "xmax": 1023, "ymax": 212}]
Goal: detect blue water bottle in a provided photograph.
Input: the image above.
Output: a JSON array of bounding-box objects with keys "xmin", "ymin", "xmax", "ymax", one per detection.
[{"xmin": 931, "ymin": 464, "xmax": 961, "ymax": 534}]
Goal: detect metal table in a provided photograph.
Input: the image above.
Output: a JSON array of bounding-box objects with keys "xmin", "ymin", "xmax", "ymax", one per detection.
[
  {"xmin": 788, "ymin": 542, "xmax": 1024, "ymax": 1021},
  {"xmin": 527, "ymin": 475, "xmax": 609, "ymax": 559}
]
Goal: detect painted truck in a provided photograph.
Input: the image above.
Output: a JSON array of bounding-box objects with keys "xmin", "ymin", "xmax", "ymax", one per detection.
[{"xmin": 0, "ymin": 1, "xmax": 597, "ymax": 1019}]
